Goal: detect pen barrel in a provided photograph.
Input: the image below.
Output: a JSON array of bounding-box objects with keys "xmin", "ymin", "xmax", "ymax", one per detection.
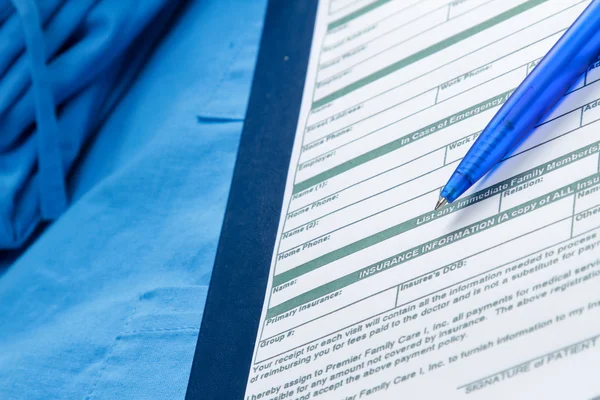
[{"xmin": 451, "ymin": 0, "xmax": 600, "ymax": 200}]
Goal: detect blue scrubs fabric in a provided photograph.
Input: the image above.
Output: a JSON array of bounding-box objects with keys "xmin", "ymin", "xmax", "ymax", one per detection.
[
  {"xmin": 0, "ymin": 0, "xmax": 266, "ymax": 398},
  {"xmin": 0, "ymin": 0, "xmax": 183, "ymax": 249}
]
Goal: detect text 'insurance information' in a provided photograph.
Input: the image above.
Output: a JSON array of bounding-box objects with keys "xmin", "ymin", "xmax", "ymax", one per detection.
[{"xmin": 246, "ymin": 1, "xmax": 600, "ymax": 399}]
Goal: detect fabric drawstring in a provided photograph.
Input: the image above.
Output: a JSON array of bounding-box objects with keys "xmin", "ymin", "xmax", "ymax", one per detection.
[{"xmin": 10, "ymin": 0, "xmax": 67, "ymax": 219}]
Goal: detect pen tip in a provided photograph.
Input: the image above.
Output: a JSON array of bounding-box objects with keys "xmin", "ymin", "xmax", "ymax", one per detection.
[{"xmin": 434, "ymin": 196, "xmax": 448, "ymax": 210}]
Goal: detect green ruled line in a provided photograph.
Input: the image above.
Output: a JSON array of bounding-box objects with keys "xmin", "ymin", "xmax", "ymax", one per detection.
[
  {"xmin": 267, "ymin": 172, "xmax": 595, "ymax": 318},
  {"xmin": 314, "ymin": 0, "xmax": 547, "ymax": 109},
  {"xmin": 277, "ymin": 139, "xmax": 600, "ymax": 288},
  {"xmin": 293, "ymin": 90, "xmax": 513, "ymax": 194},
  {"xmin": 328, "ymin": 0, "xmax": 393, "ymax": 31}
]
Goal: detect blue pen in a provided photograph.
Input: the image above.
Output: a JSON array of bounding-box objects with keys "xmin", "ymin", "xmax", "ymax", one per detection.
[{"xmin": 436, "ymin": 0, "xmax": 600, "ymax": 210}]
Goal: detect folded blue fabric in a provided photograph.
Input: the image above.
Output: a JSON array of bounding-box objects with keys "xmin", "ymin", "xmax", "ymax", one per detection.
[
  {"xmin": 0, "ymin": 0, "xmax": 266, "ymax": 398},
  {"xmin": 0, "ymin": 0, "xmax": 181, "ymax": 249}
]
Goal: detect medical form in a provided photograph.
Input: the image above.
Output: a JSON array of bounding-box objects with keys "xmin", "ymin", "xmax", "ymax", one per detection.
[{"xmin": 245, "ymin": 0, "xmax": 600, "ymax": 398}]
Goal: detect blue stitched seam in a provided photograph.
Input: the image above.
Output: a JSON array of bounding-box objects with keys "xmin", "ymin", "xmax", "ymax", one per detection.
[
  {"xmin": 84, "ymin": 302, "xmax": 140, "ymax": 399},
  {"xmin": 121, "ymin": 326, "xmax": 200, "ymax": 334}
]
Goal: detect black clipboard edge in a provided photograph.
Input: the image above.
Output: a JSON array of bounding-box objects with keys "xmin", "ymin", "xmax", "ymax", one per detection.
[{"xmin": 186, "ymin": 1, "xmax": 318, "ymax": 398}]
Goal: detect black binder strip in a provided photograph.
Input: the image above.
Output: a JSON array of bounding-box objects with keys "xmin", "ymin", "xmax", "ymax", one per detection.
[{"xmin": 186, "ymin": 1, "xmax": 318, "ymax": 398}]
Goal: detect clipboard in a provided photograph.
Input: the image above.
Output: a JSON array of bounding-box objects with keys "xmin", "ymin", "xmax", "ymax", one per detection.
[{"xmin": 186, "ymin": 1, "xmax": 318, "ymax": 398}]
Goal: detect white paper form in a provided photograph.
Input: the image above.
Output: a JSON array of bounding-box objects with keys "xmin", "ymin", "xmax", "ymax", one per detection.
[{"xmin": 245, "ymin": 0, "xmax": 600, "ymax": 398}]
